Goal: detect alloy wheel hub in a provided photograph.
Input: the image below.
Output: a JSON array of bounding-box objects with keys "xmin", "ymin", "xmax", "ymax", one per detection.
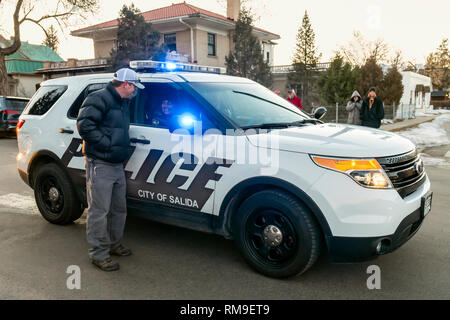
[
  {"xmin": 263, "ymin": 225, "xmax": 283, "ymax": 247},
  {"xmin": 48, "ymin": 187, "xmax": 60, "ymax": 202}
]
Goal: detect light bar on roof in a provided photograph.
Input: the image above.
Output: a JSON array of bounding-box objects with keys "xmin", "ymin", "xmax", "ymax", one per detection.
[{"xmin": 129, "ymin": 60, "xmax": 226, "ymax": 74}]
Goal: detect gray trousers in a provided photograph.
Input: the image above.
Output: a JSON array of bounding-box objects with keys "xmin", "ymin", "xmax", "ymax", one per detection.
[{"xmin": 85, "ymin": 157, "xmax": 127, "ymax": 260}]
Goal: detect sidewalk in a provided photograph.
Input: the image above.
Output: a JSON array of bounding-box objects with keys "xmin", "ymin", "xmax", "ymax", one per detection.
[{"xmin": 381, "ymin": 115, "xmax": 438, "ymax": 132}]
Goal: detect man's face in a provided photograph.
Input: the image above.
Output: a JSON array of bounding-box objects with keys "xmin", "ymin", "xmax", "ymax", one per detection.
[
  {"xmin": 122, "ymin": 82, "xmax": 136, "ymax": 99},
  {"xmin": 369, "ymin": 91, "xmax": 376, "ymax": 99},
  {"xmin": 161, "ymin": 100, "xmax": 173, "ymax": 115},
  {"xmin": 289, "ymin": 92, "xmax": 295, "ymax": 98}
]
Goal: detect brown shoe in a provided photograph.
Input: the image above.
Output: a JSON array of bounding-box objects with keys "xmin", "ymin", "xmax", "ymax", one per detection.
[
  {"xmin": 90, "ymin": 257, "xmax": 120, "ymax": 271},
  {"xmin": 110, "ymin": 244, "xmax": 132, "ymax": 257}
]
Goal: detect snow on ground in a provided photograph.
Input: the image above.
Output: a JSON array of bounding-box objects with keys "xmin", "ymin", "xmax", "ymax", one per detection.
[
  {"xmin": 415, "ymin": 109, "xmax": 450, "ymax": 117},
  {"xmin": 397, "ymin": 113, "xmax": 450, "ymax": 167},
  {"xmin": 0, "ymin": 193, "xmax": 39, "ymax": 215},
  {"xmin": 421, "ymin": 154, "xmax": 450, "ymax": 167},
  {"xmin": 397, "ymin": 114, "xmax": 450, "ymax": 149}
]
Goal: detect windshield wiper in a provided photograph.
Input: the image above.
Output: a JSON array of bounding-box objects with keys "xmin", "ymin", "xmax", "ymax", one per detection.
[
  {"xmin": 288, "ymin": 119, "xmax": 323, "ymax": 126},
  {"xmin": 240, "ymin": 122, "xmax": 292, "ymax": 130},
  {"xmin": 241, "ymin": 119, "xmax": 322, "ymax": 130}
]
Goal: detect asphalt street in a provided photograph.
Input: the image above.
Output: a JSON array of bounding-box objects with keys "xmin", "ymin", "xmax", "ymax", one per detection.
[{"xmin": 0, "ymin": 136, "xmax": 449, "ymax": 300}]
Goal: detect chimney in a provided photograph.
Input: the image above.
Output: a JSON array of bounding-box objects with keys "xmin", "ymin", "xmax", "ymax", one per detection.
[{"xmin": 227, "ymin": 0, "xmax": 241, "ymax": 21}]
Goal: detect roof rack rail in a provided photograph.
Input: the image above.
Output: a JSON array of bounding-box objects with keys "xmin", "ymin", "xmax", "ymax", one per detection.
[{"xmin": 129, "ymin": 60, "xmax": 226, "ymax": 74}]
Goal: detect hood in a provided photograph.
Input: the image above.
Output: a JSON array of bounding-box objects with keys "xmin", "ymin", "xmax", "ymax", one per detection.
[
  {"xmin": 246, "ymin": 123, "xmax": 416, "ymax": 158},
  {"xmin": 351, "ymin": 90, "xmax": 361, "ymax": 99}
]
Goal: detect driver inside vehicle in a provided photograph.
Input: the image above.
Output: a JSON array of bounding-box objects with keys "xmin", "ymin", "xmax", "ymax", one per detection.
[{"xmin": 152, "ymin": 99, "xmax": 176, "ymax": 127}]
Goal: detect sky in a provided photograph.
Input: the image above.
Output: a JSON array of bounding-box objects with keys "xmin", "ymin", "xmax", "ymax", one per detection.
[{"xmin": 2, "ymin": 0, "xmax": 450, "ymax": 65}]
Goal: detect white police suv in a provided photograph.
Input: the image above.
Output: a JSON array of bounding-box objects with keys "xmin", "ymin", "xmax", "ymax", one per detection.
[{"xmin": 16, "ymin": 61, "xmax": 432, "ymax": 278}]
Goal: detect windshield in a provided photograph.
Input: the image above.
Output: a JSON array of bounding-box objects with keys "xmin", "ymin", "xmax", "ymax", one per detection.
[{"xmin": 189, "ymin": 82, "xmax": 310, "ymax": 128}]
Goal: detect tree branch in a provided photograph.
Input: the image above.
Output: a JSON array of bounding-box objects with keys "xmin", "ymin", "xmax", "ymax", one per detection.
[
  {"xmin": 19, "ymin": 4, "xmax": 35, "ymax": 24},
  {"xmin": 0, "ymin": 0, "xmax": 24, "ymax": 56}
]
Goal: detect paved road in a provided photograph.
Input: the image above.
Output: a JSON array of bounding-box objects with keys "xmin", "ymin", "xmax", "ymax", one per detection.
[{"xmin": 0, "ymin": 137, "xmax": 449, "ymax": 299}]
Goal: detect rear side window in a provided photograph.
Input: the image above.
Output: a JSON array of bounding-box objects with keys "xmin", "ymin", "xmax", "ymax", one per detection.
[
  {"xmin": 68, "ymin": 83, "xmax": 107, "ymax": 119},
  {"xmin": 23, "ymin": 85, "xmax": 67, "ymax": 116}
]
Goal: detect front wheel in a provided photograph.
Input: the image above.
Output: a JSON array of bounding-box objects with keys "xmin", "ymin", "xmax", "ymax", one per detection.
[
  {"xmin": 233, "ymin": 190, "xmax": 322, "ymax": 278},
  {"xmin": 34, "ymin": 163, "xmax": 84, "ymax": 224}
]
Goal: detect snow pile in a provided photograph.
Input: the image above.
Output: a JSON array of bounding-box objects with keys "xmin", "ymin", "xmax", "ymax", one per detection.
[
  {"xmin": 381, "ymin": 119, "xmax": 394, "ymax": 124},
  {"xmin": 0, "ymin": 193, "xmax": 39, "ymax": 215},
  {"xmin": 421, "ymin": 154, "xmax": 450, "ymax": 167},
  {"xmin": 398, "ymin": 114, "xmax": 450, "ymax": 149}
]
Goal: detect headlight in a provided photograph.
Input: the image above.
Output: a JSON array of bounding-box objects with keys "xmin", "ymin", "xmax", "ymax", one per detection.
[{"xmin": 311, "ymin": 156, "xmax": 393, "ymax": 189}]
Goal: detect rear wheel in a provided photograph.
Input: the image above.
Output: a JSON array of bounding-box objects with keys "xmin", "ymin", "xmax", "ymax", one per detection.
[
  {"xmin": 233, "ymin": 189, "xmax": 322, "ymax": 278},
  {"xmin": 34, "ymin": 163, "xmax": 84, "ymax": 224}
]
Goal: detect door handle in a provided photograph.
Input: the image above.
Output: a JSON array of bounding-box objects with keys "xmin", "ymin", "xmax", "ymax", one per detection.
[
  {"xmin": 130, "ymin": 138, "xmax": 150, "ymax": 145},
  {"xmin": 58, "ymin": 128, "xmax": 74, "ymax": 134}
]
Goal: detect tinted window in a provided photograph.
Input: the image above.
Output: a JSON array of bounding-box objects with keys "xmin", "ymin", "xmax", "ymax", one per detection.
[
  {"xmin": 133, "ymin": 82, "xmax": 213, "ymax": 133},
  {"xmin": 4, "ymin": 98, "xmax": 29, "ymax": 110},
  {"xmin": 68, "ymin": 83, "xmax": 108, "ymax": 119},
  {"xmin": 23, "ymin": 85, "xmax": 67, "ymax": 116}
]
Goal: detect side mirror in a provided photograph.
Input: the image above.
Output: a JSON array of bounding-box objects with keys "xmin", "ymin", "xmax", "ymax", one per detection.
[{"xmin": 313, "ymin": 107, "xmax": 327, "ymax": 120}]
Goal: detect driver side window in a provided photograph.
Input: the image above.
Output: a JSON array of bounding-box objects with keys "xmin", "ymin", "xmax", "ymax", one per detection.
[{"xmin": 133, "ymin": 82, "xmax": 214, "ymax": 133}]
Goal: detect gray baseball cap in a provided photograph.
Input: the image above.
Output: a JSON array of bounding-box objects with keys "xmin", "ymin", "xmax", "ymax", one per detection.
[{"xmin": 113, "ymin": 68, "xmax": 144, "ymax": 89}]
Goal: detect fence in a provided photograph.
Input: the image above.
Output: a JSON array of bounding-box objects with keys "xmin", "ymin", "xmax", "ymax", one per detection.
[{"xmin": 309, "ymin": 103, "xmax": 417, "ymax": 123}]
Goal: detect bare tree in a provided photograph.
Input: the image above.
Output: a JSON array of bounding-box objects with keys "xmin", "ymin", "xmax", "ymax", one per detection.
[
  {"xmin": 0, "ymin": 0, "xmax": 98, "ymax": 95},
  {"xmin": 339, "ymin": 30, "xmax": 389, "ymax": 66}
]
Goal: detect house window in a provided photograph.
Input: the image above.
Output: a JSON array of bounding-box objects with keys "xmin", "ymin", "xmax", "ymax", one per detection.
[
  {"xmin": 208, "ymin": 33, "xmax": 216, "ymax": 56},
  {"xmin": 266, "ymin": 51, "xmax": 270, "ymax": 62},
  {"xmin": 164, "ymin": 33, "xmax": 177, "ymax": 52}
]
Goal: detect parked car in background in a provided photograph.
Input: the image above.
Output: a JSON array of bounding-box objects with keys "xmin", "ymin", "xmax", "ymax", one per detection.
[{"xmin": 0, "ymin": 96, "xmax": 29, "ymax": 136}]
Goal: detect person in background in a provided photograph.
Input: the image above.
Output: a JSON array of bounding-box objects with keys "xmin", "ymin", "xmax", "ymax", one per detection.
[
  {"xmin": 286, "ymin": 89, "xmax": 303, "ymax": 110},
  {"xmin": 360, "ymin": 87, "xmax": 384, "ymax": 129},
  {"xmin": 346, "ymin": 90, "xmax": 363, "ymax": 125}
]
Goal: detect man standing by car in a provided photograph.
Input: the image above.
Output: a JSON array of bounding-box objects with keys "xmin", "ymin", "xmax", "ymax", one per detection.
[
  {"xmin": 77, "ymin": 68, "xmax": 144, "ymax": 271},
  {"xmin": 360, "ymin": 87, "xmax": 384, "ymax": 129},
  {"xmin": 286, "ymin": 89, "xmax": 303, "ymax": 110}
]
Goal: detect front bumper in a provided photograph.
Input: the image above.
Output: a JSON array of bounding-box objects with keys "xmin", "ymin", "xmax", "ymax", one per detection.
[{"xmin": 327, "ymin": 206, "xmax": 426, "ymax": 262}]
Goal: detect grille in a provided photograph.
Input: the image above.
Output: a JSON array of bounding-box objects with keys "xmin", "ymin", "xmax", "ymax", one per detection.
[{"xmin": 377, "ymin": 149, "xmax": 426, "ymax": 198}]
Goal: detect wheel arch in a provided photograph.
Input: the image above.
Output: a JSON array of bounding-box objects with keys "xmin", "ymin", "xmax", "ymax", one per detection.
[{"xmin": 213, "ymin": 177, "xmax": 333, "ymax": 241}]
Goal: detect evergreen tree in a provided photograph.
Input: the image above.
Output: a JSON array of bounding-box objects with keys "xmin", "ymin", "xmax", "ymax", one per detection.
[
  {"xmin": 110, "ymin": 4, "xmax": 166, "ymax": 70},
  {"xmin": 380, "ymin": 66, "xmax": 404, "ymax": 105},
  {"xmin": 42, "ymin": 25, "xmax": 59, "ymax": 52},
  {"xmin": 424, "ymin": 39, "xmax": 449, "ymax": 90},
  {"xmin": 358, "ymin": 57, "xmax": 383, "ymax": 97},
  {"xmin": 225, "ymin": 8, "xmax": 272, "ymax": 87},
  {"xmin": 318, "ymin": 53, "xmax": 360, "ymax": 105},
  {"xmin": 288, "ymin": 11, "xmax": 321, "ymax": 107}
]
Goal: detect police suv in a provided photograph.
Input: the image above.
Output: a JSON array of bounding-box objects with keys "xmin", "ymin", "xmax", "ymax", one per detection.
[{"xmin": 16, "ymin": 61, "xmax": 432, "ymax": 278}]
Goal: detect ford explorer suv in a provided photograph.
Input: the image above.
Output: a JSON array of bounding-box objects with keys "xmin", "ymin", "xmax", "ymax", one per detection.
[{"xmin": 16, "ymin": 61, "xmax": 432, "ymax": 278}]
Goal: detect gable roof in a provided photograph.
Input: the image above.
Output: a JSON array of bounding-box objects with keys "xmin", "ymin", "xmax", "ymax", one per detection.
[
  {"xmin": 72, "ymin": 2, "xmax": 279, "ymax": 38},
  {"xmin": 1, "ymin": 38, "xmax": 64, "ymax": 74}
]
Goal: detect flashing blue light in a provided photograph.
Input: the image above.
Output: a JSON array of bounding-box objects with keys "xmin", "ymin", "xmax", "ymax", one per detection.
[
  {"xmin": 181, "ymin": 116, "xmax": 194, "ymax": 126},
  {"xmin": 165, "ymin": 62, "xmax": 177, "ymax": 70}
]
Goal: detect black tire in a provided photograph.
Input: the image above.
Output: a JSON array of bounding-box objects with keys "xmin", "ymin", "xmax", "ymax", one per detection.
[
  {"xmin": 34, "ymin": 163, "xmax": 84, "ymax": 225},
  {"xmin": 233, "ymin": 189, "xmax": 322, "ymax": 278}
]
